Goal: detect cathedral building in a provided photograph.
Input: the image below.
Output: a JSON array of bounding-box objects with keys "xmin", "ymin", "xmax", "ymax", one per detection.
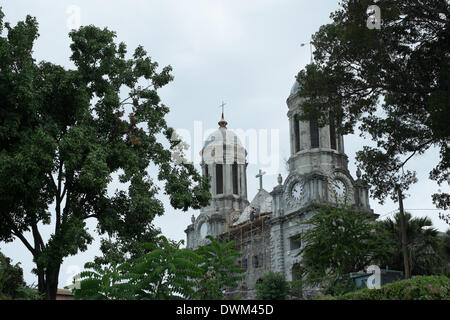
[{"xmin": 185, "ymin": 78, "xmax": 374, "ymax": 298}]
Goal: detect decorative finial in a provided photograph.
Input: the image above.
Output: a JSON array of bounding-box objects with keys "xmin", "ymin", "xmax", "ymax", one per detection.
[
  {"xmin": 191, "ymin": 214, "xmax": 195, "ymax": 224},
  {"xmin": 356, "ymin": 168, "xmax": 361, "ymax": 179},
  {"xmin": 277, "ymin": 173, "xmax": 283, "ymax": 185},
  {"xmin": 218, "ymin": 101, "xmax": 227, "ymax": 128}
]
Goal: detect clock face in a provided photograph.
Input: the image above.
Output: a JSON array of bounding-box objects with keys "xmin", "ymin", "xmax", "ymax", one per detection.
[
  {"xmin": 332, "ymin": 179, "xmax": 347, "ymax": 198},
  {"xmin": 291, "ymin": 182, "xmax": 304, "ymax": 200}
]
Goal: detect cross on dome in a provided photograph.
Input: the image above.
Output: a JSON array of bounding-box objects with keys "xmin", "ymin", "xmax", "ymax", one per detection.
[{"xmin": 218, "ymin": 101, "xmax": 228, "ymax": 128}]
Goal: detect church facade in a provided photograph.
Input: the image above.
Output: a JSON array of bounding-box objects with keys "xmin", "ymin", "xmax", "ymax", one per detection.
[{"xmin": 185, "ymin": 79, "xmax": 374, "ymax": 298}]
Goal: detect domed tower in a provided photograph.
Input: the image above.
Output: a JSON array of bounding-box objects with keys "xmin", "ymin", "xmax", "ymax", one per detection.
[
  {"xmin": 185, "ymin": 112, "xmax": 249, "ymax": 249},
  {"xmin": 272, "ymin": 79, "xmax": 372, "ymax": 213},
  {"xmin": 286, "ymin": 80, "xmax": 348, "ymax": 175},
  {"xmin": 268, "ymin": 77, "xmax": 373, "ymax": 284}
]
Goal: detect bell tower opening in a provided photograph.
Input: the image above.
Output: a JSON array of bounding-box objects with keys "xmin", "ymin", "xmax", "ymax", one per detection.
[
  {"xmin": 309, "ymin": 119, "xmax": 319, "ymax": 148},
  {"xmin": 294, "ymin": 118, "xmax": 300, "ymax": 153},
  {"xmin": 286, "ymin": 79, "xmax": 349, "ymax": 175},
  {"xmin": 216, "ymin": 163, "xmax": 223, "ymax": 194}
]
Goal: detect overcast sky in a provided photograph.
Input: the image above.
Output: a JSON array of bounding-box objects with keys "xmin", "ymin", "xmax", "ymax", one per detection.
[{"xmin": 1, "ymin": 0, "xmax": 448, "ymax": 287}]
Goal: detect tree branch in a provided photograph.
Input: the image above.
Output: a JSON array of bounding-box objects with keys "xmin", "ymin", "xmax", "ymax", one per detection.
[
  {"xmin": 31, "ymin": 222, "xmax": 45, "ymax": 252},
  {"xmin": 395, "ymin": 138, "xmax": 435, "ymax": 171},
  {"xmin": 12, "ymin": 229, "xmax": 36, "ymax": 256},
  {"xmin": 55, "ymin": 160, "xmax": 63, "ymax": 234}
]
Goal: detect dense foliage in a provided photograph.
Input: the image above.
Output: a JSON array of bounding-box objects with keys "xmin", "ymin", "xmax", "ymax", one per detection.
[
  {"xmin": 73, "ymin": 236, "xmax": 203, "ymax": 300},
  {"xmin": 255, "ymin": 271, "xmax": 290, "ymax": 300},
  {"xmin": 329, "ymin": 275, "xmax": 450, "ymax": 300},
  {"xmin": 72, "ymin": 236, "xmax": 243, "ymax": 300},
  {"xmin": 295, "ymin": 0, "xmax": 450, "ymax": 222},
  {"xmin": 0, "ymin": 251, "xmax": 42, "ymax": 300},
  {"xmin": 0, "ymin": 251, "xmax": 24, "ymax": 299},
  {"xmin": 195, "ymin": 235, "xmax": 244, "ymax": 300},
  {"xmin": 296, "ymin": 205, "xmax": 392, "ymax": 296},
  {"xmin": 378, "ymin": 213, "xmax": 450, "ymax": 276},
  {"xmin": 0, "ymin": 9, "xmax": 210, "ymax": 299}
]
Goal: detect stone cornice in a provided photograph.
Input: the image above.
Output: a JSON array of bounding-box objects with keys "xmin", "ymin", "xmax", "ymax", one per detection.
[{"xmin": 269, "ymin": 203, "xmax": 319, "ymax": 225}]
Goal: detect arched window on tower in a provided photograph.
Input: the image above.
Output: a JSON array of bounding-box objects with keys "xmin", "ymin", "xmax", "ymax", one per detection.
[
  {"xmin": 329, "ymin": 112, "xmax": 337, "ymax": 150},
  {"xmin": 310, "ymin": 119, "xmax": 319, "ymax": 148},
  {"xmin": 330, "ymin": 119, "xmax": 336, "ymax": 150},
  {"xmin": 216, "ymin": 164, "xmax": 223, "ymax": 194},
  {"xmin": 232, "ymin": 162, "xmax": 238, "ymax": 195},
  {"xmin": 294, "ymin": 118, "xmax": 300, "ymax": 153}
]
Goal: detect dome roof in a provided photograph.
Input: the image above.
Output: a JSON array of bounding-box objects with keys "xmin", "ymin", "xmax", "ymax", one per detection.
[
  {"xmin": 201, "ymin": 127, "xmax": 247, "ymax": 163},
  {"xmin": 201, "ymin": 112, "xmax": 247, "ymax": 163},
  {"xmin": 290, "ymin": 80, "xmax": 300, "ymax": 96},
  {"xmin": 203, "ymin": 127, "xmax": 243, "ymax": 149}
]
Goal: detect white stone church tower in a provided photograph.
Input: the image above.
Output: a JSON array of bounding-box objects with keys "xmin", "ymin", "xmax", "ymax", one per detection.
[{"xmin": 185, "ymin": 78, "xmax": 374, "ymax": 298}]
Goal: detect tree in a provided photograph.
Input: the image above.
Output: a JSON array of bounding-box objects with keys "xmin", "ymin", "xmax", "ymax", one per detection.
[
  {"xmin": 0, "ymin": 251, "xmax": 42, "ymax": 300},
  {"xmin": 195, "ymin": 235, "xmax": 244, "ymax": 300},
  {"xmin": 442, "ymin": 230, "xmax": 450, "ymax": 275},
  {"xmin": 73, "ymin": 236, "xmax": 203, "ymax": 300},
  {"xmin": 379, "ymin": 212, "xmax": 449, "ymax": 276},
  {"xmin": 296, "ymin": 205, "xmax": 392, "ymax": 295},
  {"xmin": 0, "ymin": 251, "xmax": 24, "ymax": 299},
  {"xmin": 255, "ymin": 271, "xmax": 289, "ymax": 300},
  {"xmin": 73, "ymin": 235, "xmax": 243, "ymax": 300},
  {"xmin": 294, "ymin": 0, "xmax": 450, "ymax": 222},
  {"xmin": 0, "ymin": 10, "xmax": 210, "ymax": 299},
  {"xmin": 93, "ymin": 227, "xmax": 161, "ymax": 267}
]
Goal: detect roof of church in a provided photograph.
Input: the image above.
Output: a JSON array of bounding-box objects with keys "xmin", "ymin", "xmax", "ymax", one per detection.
[
  {"xmin": 290, "ymin": 80, "xmax": 300, "ymax": 96},
  {"xmin": 232, "ymin": 188, "xmax": 272, "ymax": 226},
  {"xmin": 202, "ymin": 127, "xmax": 244, "ymax": 149}
]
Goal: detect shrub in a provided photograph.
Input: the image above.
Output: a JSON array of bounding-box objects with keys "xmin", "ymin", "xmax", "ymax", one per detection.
[
  {"xmin": 255, "ymin": 272, "xmax": 289, "ymax": 300},
  {"xmin": 331, "ymin": 276, "xmax": 450, "ymax": 300},
  {"xmin": 289, "ymin": 280, "xmax": 303, "ymax": 299}
]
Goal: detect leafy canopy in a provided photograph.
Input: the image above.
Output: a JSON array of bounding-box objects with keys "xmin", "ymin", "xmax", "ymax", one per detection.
[
  {"xmin": 378, "ymin": 213, "xmax": 449, "ymax": 276},
  {"xmin": 73, "ymin": 236, "xmax": 203, "ymax": 300},
  {"xmin": 0, "ymin": 8, "xmax": 210, "ymax": 299},
  {"xmin": 0, "ymin": 251, "xmax": 42, "ymax": 300},
  {"xmin": 72, "ymin": 235, "xmax": 243, "ymax": 300},
  {"xmin": 295, "ymin": 0, "xmax": 450, "ymax": 221},
  {"xmin": 296, "ymin": 205, "xmax": 392, "ymax": 296},
  {"xmin": 195, "ymin": 235, "xmax": 244, "ymax": 300}
]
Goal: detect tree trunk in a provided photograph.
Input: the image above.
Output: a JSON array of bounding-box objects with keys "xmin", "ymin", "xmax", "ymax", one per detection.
[
  {"xmin": 36, "ymin": 261, "xmax": 61, "ymax": 300},
  {"xmin": 36, "ymin": 263, "xmax": 46, "ymax": 297},
  {"xmin": 397, "ymin": 187, "xmax": 411, "ymax": 279},
  {"xmin": 45, "ymin": 266, "xmax": 61, "ymax": 300}
]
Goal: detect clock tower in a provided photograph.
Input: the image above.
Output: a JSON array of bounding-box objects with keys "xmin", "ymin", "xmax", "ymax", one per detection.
[
  {"xmin": 268, "ymin": 79, "xmax": 374, "ymax": 283},
  {"xmin": 278, "ymin": 79, "xmax": 372, "ymax": 208}
]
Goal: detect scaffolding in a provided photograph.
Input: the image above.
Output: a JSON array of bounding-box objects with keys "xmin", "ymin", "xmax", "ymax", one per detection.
[{"xmin": 217, "ymin": 212, "xmax": 272, "ymax": 284}]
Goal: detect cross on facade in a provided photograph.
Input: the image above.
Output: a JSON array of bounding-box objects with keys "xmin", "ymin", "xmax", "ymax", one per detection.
[{"xmin": 256, "ymin": 169, "xmax": 266, "ymax": 190}]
